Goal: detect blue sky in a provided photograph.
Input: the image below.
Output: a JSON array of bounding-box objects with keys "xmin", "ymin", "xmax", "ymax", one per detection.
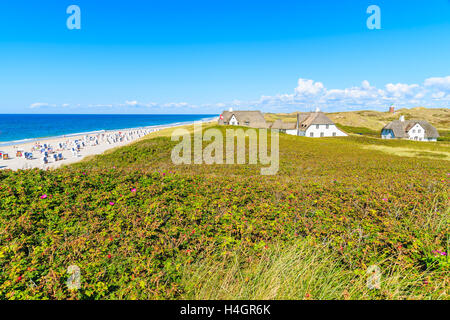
[{"xmin": 0, "ymin": 0, "xmax": 449, "ymax": 114}]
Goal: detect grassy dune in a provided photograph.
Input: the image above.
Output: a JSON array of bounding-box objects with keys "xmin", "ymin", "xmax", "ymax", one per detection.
[{"xmin": 0, "ymin": 125, "xmax": 448, "ymax": 299}]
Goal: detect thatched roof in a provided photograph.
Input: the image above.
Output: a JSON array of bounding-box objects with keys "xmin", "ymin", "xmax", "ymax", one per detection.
[
  {"xmin": 218, "ymin": 110, "xmax": 337, "ymax": 131},
  {"xmin": 382, "ymin": 119, "xmax": 439, "ymax": 138},
  {"xmin": 270, "ymin": 112, "xmax": 335, "ymax": 131},
  {"xmin": 299, "ymin": 112, "xmax": 334, "ymax": 129},
  {"xmin": 218, "ymin": 111, "xmax": 268, "ymax": 128},
  {"xmin": 270, "ymin": 119, "xmax": 297, "ymax": 130}
]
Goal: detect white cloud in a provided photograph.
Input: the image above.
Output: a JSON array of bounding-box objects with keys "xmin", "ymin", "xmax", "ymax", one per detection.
[
  {"xmin": 385, "ymin": 83, "xmax": 420, "ymax": 98},
  {"xmin": 125, "ymin": 100, "xmax": 139, "ymax": 106},
  {"xmin": 294, "ymin": 78, "xmax": 325, "ymax": 97},
  {"xmin": 243, "ymin": 76, "xmax": 449, "ymax": 112},
  {"xmin": 30, "ymin": 102, "xmax": 54, "ymax": 109},
  {"xmin": 28, "ymin": 76, "xmax": 450, "ymax": 113},
  {"xmin": 424, "ymin": 76, "xmax": 450, "ymax": 91}
]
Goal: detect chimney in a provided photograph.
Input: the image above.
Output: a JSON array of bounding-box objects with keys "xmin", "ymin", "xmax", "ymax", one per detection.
[
  {"xmin": 399, "ymin": 115, "xmax": 405, "ymax": 122},
  {"xmin": 315, "ymin": 107, "xmax": 321, "ymax": 113},
  {"xmin": 296, "ymin": 113, "xmax": 300, "ymax": 136},
  {"xmin": 229, "ymin": 107, "xmax": 233, "ymax": 112}
]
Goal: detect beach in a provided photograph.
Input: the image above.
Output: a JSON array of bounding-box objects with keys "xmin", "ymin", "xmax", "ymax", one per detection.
[{"xmin": 0, "ymin": 119, "xmax": 215, "ymax": 171}]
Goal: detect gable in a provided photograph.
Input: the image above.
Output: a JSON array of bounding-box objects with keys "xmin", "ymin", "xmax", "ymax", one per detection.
[
  {"xmin": 407, "ymin": 123, "xmax": 423, "ymax": 133},
  {"xmin": 383, "ymin": 120, "xmax": 439, "ymax": 138},
  {"xmin": 219, "ymin": 110, "xmax": 268, "ymax": 128}
]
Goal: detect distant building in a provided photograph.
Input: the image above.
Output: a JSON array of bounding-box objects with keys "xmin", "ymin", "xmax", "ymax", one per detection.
[
  {"xmin": 218, "ymin": 110, "xmax": 268, "ymax": 128},
  {"xmin": 270, "ymin": 110, "xmax": 347, "ymax": 137},
  {"xmin": 381, "ymin": 116, "xmax": 439, "ymax": 141},
  {"xmin": 218, "ymin": 108, "xmax": 347, "ymax": 138},
  {"xmin": 389, "ymin": 105, "xmax": 395, "ymax": 113}
]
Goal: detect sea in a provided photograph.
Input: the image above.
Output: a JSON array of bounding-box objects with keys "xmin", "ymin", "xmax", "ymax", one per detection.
[{"xmin": 0, "ymin": 114, "xmax": 217, "ymax": 146}]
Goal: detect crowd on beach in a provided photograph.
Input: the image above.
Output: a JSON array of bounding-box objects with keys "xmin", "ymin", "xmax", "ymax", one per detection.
[{"xmin": 0, "ymin": 128, "xmax": 157, "ymax": 170}]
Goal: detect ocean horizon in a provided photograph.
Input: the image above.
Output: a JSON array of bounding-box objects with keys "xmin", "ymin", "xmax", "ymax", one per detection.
[{"xmin": 0, "ymin": 114, "xmax": 217, "ymax": 146}]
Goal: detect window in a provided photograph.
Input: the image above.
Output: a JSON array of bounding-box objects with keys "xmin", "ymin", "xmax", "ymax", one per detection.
[
  {"xmin": 412, "ymin": 129, "xmax": 415, "ymax": 133},
  {"xmin": 244, "ymin": 121, "xmax": 250, "ymax": 126},
  {"xmin": 326, "ymin": 124, "xmax": 329, "ymax": 129},
  {"xmin": 320, "ymin": 132, "xmax": 324, "ymax": 137},
  {"xmin": 316, "ymin": 125, "xmax": 319, "ymax": 129},
  {"xmin": 418, "ymin": 129, "xmax": 421, "ymax": 133},
  {"xmin": 310, "ymin": 132, "xmax": 314, "ymax": 137},
  {"xmin": 332, "ymin": 132, "xmax": 336, "ymax": 137}
]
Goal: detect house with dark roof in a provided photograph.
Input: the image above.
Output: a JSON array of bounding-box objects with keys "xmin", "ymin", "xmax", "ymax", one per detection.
[
  {"xmin": 269, "ymin": 109, "xmax": 347, "ymax": 137},
  {"xmin": 381, "ymin": 116, "xmax": 439, "ymax": 141},
  {"xmin": 218, "ymin": 109, "xmax": 268, "ymax": 128}
]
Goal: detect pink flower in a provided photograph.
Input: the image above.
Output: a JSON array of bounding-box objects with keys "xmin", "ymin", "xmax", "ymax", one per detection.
[
  {"xmin": 382, "ymin": 198, "xmax": 388, "ymax": 202},
  {"xmin": 109, "ymin": 202, "xmax": 115, "ymax": 206},
  {"xmin": 40, "ymin": 194, "xmax": 47, "ymax": 199},
  {"xmin": 131, "ymin": 188, "xmax": 137, "ymax": 192},
  {"xmin": 432, "ymin": 250, "xmax": 447, "ymax": 256}
]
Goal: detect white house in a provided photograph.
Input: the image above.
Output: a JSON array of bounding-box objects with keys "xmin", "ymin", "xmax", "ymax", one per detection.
[
  {"xmin": 270, "ymin": 109, "xmax": 347, "ymax": 138},
  {"xmin": 381, "ymin": 116, "xmax": 439, "ymax": 141},
  {"xmin": 218, "ymin": 109, "xmax": 268, "ymax": 128}
]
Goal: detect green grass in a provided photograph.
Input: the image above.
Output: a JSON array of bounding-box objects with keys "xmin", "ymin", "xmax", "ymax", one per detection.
[
  {"xmin": 335, "ymin": 124, "xmax": 379, "ymax": 137},
  {"xmin": 0, "ymin": 125, "xmax": 448, "ymax": 300},
  {"xmin": 181, "ymin": 240, "xmax": 448, "ymax": 300},
  {"xmin": 437, "ymin": 130, "xmax": 450, "ymax": 142}
]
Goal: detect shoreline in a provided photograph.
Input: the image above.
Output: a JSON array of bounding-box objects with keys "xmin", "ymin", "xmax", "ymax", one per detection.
[
  {"xmin": 0, "ymin": 116, "xmax": 217, "ymax": 147},
  {"xmin": 0, "ymin": 117, "xmax": 218, "ymax": 171}
]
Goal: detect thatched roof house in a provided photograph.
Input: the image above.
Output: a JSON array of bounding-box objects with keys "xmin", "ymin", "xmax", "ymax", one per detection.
[
  {"xmin": 218, "ymin": 110, "xmax": 268, "ymax": 128},
  {"xmin": 381, "ymin": 116, "xmax": 439, "ymax": 141},
  {"xmin": 269, "ymin": 111, "xmax": 346, "ymax": 137}
]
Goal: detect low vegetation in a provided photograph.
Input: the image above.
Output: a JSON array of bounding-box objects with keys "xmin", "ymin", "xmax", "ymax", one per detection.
[{"xmin": 0, "ymin": 124, "xmax": 448, "ymax": 299}]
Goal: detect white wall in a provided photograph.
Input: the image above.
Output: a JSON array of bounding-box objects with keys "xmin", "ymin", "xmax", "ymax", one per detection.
[
  {"xmin": 304, "ymin": 124, "xmax": 347, "ymax": 138},
  {"xmin": 286, "ymin": 129, "xmax": 298, "ymax": 135},
  {"xmin": 229, "ymin": 115, "xmax": 238, "ymax": 125},
  {"xmin": 407, "ymin": 123, "xmax": 425, "ymax": 141}
]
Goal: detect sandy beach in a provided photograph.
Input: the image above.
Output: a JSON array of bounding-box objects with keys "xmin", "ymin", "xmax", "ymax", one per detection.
[
  {"xmin": 0, "ymin": 128, "xmax": 154, "ymax": 171},
  {"xmin": 0, "ymin": 119, "xmax": 215, "ymax": 171}
]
